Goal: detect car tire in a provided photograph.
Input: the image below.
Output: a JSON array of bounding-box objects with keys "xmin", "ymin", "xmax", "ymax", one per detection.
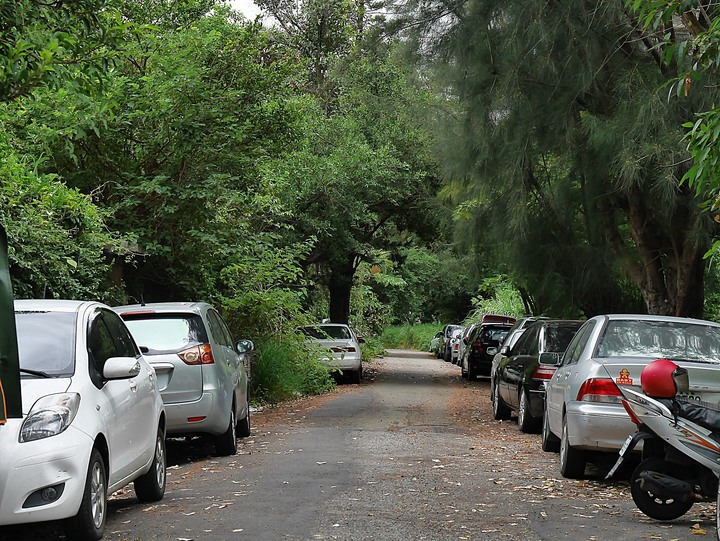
[
  {"xmin": 64, "ymin": 448, "xmax": 107, "ymax": 541},
  {"xmin": 541, "ymin": 407, "xmax": 560, "ymax": 453},
  {"xmin": 134, "ymin": 425, "xmax": 167, "ymax": 502},
  {"xmin": 350, "ymin": 365, "xmax": 363, "ymax": 384},
  {"xmin": 517, "ymin": 388, "xmax": 540, "ymax": 433},
  {"xmin": 491, "ymin": 381, "xmax": 511, "ymax": 420},
  {"xmin": 215, "ymin": 408, "xmax": 238, "ymax": 456},
  {"xmin": 630, "ymin": 456, "xmax": 695, "ymax": 520},
  {"xmin": 236, "ymin": 396, "xmax": 251, "ymax": 438},
  {"xmin": 559, "ymin": 416, "xmax": 586, "ymax": 479}
]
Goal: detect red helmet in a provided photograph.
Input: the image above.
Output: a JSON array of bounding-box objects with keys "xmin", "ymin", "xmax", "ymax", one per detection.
[{"xmin": 641, "ymin": 359, "xmax": 689, "ymax": 398}]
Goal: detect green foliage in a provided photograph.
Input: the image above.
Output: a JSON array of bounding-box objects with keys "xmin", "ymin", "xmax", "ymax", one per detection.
[
  {"xmin": 395, "ymin": 0, "xmax": 714, "ymax": 317},
  {"xmin": 465, "ymin": 277, "xmax": 527, "ymax": 323},
  {"xmin": 381, "ymin": 323, "xmax": 442, "ymax": 351},
  {"xmin": 219, "ymin": 240, "xmax": 315, "ymax": 341},
  {"xmin": 249, "ymin": 338, "xmax": 335, "ymax": 404},
  {"xmin": 0, "ymin": 138, "xmax": 119, "ymax": 300},
  {"xmin": 0, "ymin": 0, "xmax": 141, "ymax": 101}
]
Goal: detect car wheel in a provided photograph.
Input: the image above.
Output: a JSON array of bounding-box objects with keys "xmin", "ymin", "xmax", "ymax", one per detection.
[
  {"xmin": 559, "ymin": 416, "xmax": 586, "ymax": 479},
  {"xmin": 541, "ymin": 407, "xmax": 560, "ymax": 452},
  {"xmin": 215, "ymin": 408, "xmax": 238, "ymax": 456},
  {"xmin": 350, "ymin": 365, "xmax": 363, "ymax": 383},
  {"xmin": 134, "ymin": 425, "xmax": 167, "ymax": 502},
  {"xmin": 236, "ymin": 396, "xmax": 251, "ymax": 438},
  {"xmin": 630, "ymin": 456, "xmax": 694, "ymax": 520},
  {"xmin": 518, "ymin": 388, "xmax": 540, "ymax": 433},
  {"xmin": 64, "ymin": 448, "xmax": 107, "ymax": 541},
  {"xmin": 491, "ymin": 381, "xmax": 511, "ymax": 420}
]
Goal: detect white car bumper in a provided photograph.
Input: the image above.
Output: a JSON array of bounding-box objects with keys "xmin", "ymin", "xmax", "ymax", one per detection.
[{"xmin": 0, "ymin": 420, "xmax": 94, "ymax": 525}]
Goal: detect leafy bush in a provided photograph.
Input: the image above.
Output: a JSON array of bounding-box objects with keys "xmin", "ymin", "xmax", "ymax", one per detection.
[
  {"xmin": 0, "ymin": 143, "xmax": 121, "ymax": 301},
  {"xmin": 360, "ymin": 335, "xmax": 385, "ymax": 362},
  {"xmin": 381, "ymin": 323, "xmax": 443, "ymax": 351},
  {"xmin": 249, "ymin": 338, "xmax": 335, "ymax": 404}
]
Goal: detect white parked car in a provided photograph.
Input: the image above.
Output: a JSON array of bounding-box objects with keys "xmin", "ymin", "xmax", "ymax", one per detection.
[
  {"xmin": 543, "ymin": 314, "xmax": 720, "ymax": 479},
  {"xmin": 0, "ymin": 300, "xmax": 166, "ymax": 540},
  {"xmin": 301, "ymin": 323, "xmax": 364, "ymax": 383}
]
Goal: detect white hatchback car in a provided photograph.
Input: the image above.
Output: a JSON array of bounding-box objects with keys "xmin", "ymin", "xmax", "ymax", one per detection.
[{"xmin": 0, "ymin": 300, "xmax": 166, "ymax": 541}]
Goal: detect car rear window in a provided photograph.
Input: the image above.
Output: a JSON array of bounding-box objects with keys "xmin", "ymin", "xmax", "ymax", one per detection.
[
  {"xmin": 301, "ymin": 325, "xmax": 351, "ymax": 340},
  {"xmin": 15, "ymin": 311, "xmax": 76, "ymax": 376},
  {"xmin": 122, "ymin": 314, "xmax": 209, "ymax": 353},
  {"xmin": 545, "ymin": 324, "xmax": 583, "ymax": 353},
  {"xmin": 477, "ymin": 325, "xmax": 510, "ymax": 344},
  {"xmin": 597, "ymin": 320, "xmax": 720, "ymax": 361}
]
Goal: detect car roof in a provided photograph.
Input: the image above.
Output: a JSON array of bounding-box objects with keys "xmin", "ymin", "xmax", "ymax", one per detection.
[
  {"xmin": 305, "ymin": 323, "xmax": 350, "ymax": 329},
  {"xmin": 594, "ymin": 314, "xmax": 720, "ymax": 327},
  {"xmin": 14, "ymin": 299, "xmax": 93, "ymax": 313},
  {"xmin": 114, "ymin": 302, "xmax": 211, "ymax": 315}
]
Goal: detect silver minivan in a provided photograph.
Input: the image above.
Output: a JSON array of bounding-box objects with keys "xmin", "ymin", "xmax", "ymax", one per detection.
[{"xmin": 115, "ymin": 302, "xmax": 253, "ymax": 456}]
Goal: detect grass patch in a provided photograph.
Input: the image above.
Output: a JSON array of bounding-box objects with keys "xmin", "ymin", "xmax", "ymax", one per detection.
[
  {"xmin": 250, "ymin": 339, "xmax": 335, "ymax": 404},
  {"xmin": 381, "ymin": 323, "xmax": 443, "ymax": 351}
]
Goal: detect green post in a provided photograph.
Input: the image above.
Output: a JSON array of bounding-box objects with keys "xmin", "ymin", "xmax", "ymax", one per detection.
[{"xmin": 0, "ymin": 225, "xmax": 21, "ymax": 422}]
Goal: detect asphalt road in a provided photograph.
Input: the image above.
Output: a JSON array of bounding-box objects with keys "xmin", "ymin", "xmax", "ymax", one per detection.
[{"xmin": 2, "ymin": 349, "xmax": 717, "ymax": 540}]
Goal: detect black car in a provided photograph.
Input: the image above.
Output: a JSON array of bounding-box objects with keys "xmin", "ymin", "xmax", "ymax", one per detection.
[
  {"xmin": 490, "ymin": 319, "xmax": 583, "ymax": 432},
  {"xmin": 460, "ymin": 322, "xmax": 513, "ymax": 379}
]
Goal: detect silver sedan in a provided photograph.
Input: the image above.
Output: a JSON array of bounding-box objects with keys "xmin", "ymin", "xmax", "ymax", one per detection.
[{"xmin": 542, "ymin": 314, "xmax": 720, "ymax": 479}]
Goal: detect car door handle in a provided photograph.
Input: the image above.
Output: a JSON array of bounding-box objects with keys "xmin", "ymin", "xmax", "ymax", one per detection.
[{"xmin": 130, "ymin": 381, "xmax": 138, "ymax": 392}]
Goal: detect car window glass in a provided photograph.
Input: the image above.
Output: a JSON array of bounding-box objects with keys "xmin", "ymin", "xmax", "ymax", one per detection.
[
  {"xmin": 88, "ymin": 314, "xmax": 119, "ymax": 383},
  {"xmin": 544, "ymin": 324, "xmax": 583, "ymax": 354},
  {"xmin": 301, "ymin": 325, "xmax": 351, "ymax": 340},
  {"xmin": 514, "ymin": 326, "xmax": 539, "ymax": 355},
  {"xmin": 15, "ymin": 310, "xmax": 76, "ymax": 376},
  {"xmin": 102, "ymin": 309, "xmax": 138, "ymax": 357},
  {"xmin": 596, "ymin": 319, "xmax": 720, "ymax": 361},
  {"xmin": 562, "ymin": 321, "xmax": 596, "ymax": 366},
  {"xmin": 122, "ymin": 314, "xmax": 208, "ymax": 352},
  {"xmin": 207, "ymin": 310, "xmax": 234, "ymax": 348}
]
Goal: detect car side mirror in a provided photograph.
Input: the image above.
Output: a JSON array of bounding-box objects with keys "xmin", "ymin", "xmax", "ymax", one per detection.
[
  {"xmin": 539, "ymin": 352, "xmax": 561, "ymax": 366},
  {"xmin": 236, "ymin": 339, "xmax": 255, "ymax": 353},
  {"xmin": 486, "ymin": 347, "xmax": 498, "ymax": 356},
  {"xmin": 500, "ymin": 345, "xmax": 509, "ymax": 355},
  {"xmin": 357, "ymin": 336, "xmax": 365, "ymax": 344},
  {"xmin": 104, "ymin": 357, "xmax": 141, "ymax": 379}
]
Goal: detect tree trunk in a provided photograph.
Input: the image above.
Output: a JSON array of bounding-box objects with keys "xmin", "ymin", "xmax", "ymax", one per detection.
[
  {"xmin": 328, "ymin": 258, "xmax": 356, "ymax": 324},
  {"xmin": 600, "ymin": 184, "xmax": 706, "ymax": 317}
]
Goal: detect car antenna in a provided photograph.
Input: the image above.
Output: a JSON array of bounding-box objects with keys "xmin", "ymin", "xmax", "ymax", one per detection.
[{"xmin": 140, "ymin": 293, "xmax": 146, "ymax": 307}]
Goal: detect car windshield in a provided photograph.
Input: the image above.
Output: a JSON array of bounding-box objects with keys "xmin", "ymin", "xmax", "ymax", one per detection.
[
  {"xmin": 122, "ymin": 314, "xmax": 208, "ymax": 353},
  {"xmin": 477, "ymin": 325, "xmax": 510, "ymax": 343},
  {"xmin": 597, "ymin": 320, "xmax": 720, "ymax": 362},
  {"xmin": 301, "ymin": 325, "xmax": 351, "ymax": 340},
  {"xmin": 15, "ymin": 311, "xmax": 76, "ymax": 376}
]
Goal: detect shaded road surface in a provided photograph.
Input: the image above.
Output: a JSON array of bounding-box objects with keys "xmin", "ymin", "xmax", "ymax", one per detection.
[{"xmin": 2, "ymin": 349, "xmax": 716, "ymax": 540}]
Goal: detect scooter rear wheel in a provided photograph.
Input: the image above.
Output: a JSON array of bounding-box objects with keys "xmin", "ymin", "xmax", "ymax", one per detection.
[{"xmin": 630, "ymin": 456, "xmax": 694, "ymax": 521}]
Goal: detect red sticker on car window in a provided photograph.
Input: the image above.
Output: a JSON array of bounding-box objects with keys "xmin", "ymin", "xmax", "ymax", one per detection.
[{"xmin": 616, "ymin": 368, "xmax": 633, "ymax": 385}]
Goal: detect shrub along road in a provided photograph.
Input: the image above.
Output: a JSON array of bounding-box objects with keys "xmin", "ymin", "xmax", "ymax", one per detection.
[{"xmin": 4, "ymin": 349, "xmax": 716, "ymax": 540}]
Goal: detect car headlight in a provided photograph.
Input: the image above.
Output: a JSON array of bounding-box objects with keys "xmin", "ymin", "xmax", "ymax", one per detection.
[{"xmin": 20, "ymin": 393, "xmax": 81, "ymax": 443}]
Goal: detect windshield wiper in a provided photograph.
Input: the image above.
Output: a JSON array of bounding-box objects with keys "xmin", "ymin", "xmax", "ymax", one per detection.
[{"xmin": 20, "ymin": 368, "xmax": 52, "ymax": 378}]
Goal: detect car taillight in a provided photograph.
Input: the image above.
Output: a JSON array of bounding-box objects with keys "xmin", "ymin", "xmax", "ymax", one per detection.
[
  {"xmin": 454, "ymin": 343, "xmax": 459, "ymax": 351},
  {"xmin": 177, "ymin": 344, "xmax": 214, "ymax": 365},
  {"xmin": 331, "ymin": 346, "xmax": 356, "ymax": 353},
  {"xmin": 577, "ymin": 378, "xmax": 622, "ymax": 403},
  {"xmin": 532, "ymin": 365, "xmax": 556, "ymax": 380},
  {"xmin": 472, "ymin": 339, "xmax": 484, "ymax": 353}
]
